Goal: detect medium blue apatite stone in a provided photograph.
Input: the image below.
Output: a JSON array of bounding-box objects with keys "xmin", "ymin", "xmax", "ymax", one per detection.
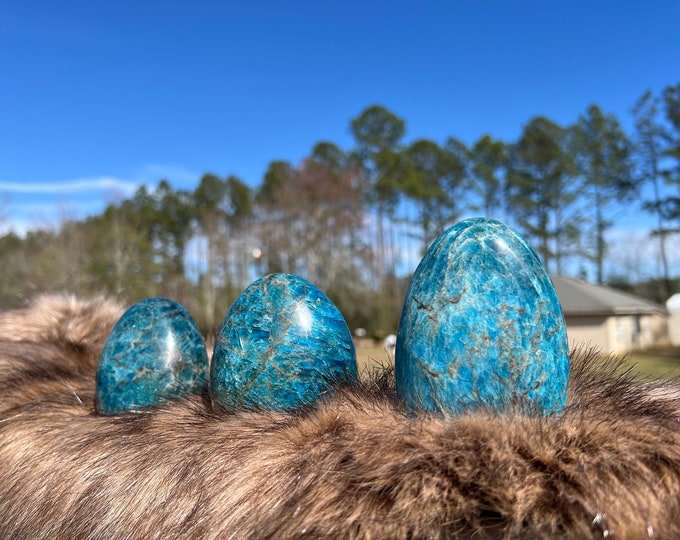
[
  {"xmin": 210, "ymin": 273, "xmax": 357, "ymax": 411},
  {"xmin": 96, "ymin": 298, "xmax": 208, "ymax": 415},
  {"xmin": 395, "ymin": 218, "xmax": 569, "ymax": 415}
]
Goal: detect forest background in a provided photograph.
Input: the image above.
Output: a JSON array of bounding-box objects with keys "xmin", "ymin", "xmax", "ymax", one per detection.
[{"xmin": 1, "ymin": 82, "xmax": 680, "ymax": 337}]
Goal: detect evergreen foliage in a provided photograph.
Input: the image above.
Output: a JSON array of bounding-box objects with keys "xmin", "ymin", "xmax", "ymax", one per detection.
[{"xmin": 2, "ymin": 84, "xmax": 680, "ymax": 334}]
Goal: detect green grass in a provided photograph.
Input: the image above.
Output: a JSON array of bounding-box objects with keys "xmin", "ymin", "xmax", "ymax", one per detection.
[
  {"xmin": 355, "ymin": 342, "xmax": 393, "ymax": 376},
  {"xmin": 617, "ymin": 346, "xmax": 680, "ymax": 379},
  {"xmin": 355, "ymin": 342, "xmax": 680, "ymax": 381}
]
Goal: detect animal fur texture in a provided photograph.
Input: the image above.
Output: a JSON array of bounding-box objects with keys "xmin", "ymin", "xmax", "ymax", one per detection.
[{"xmin": 1, "ymin": 295, "xmax": 680, "ymax": 539}]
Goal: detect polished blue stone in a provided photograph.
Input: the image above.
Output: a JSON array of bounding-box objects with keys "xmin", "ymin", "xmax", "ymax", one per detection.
[
  {"xmin": 211, "ymin": 273, "xmax": 357, "ymax": 411},
  {"xmin": 96, "ymin": 298, "xmax": 208, "ymax": 415},
  {"xmin": 395, "ymin": 218, "xmax": 569, "ymax": 415}
]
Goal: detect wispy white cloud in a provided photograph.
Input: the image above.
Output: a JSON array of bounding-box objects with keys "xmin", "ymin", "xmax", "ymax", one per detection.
[
  {"xmin": 0, "ymin": 165, "xmax": 203, "ymax": 236},
  {"xmin": 0, "ymin": 177, "xmax": 140, "ymax": 195},
  {"xmin": 0, "ymin": 163, "xmax": 202, "ymax": 199}
]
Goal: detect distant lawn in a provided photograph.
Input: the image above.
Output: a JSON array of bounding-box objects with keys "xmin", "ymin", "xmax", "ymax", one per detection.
[
  {"xmin": 355, "ymin": 341, "xmax": 393, "ymax": 376},
  {"xmin": 618, "ymin": 346, "xmax": 680, "ymax": 379},
  {"xmin": 356, "ymin": 341, "xmax": 680, "ymax": 381}
]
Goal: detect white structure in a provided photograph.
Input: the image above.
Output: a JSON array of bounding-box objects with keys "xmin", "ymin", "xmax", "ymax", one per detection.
[
  {"xmin": 667, "ymin": 293, "xmax": 680, "ymax": 346},
  {"xmin": 383, "ymin": 334, "xmax": 397, "ymax": 355}
]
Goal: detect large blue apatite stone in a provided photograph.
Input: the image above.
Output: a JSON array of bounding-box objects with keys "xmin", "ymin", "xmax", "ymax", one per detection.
[
  {"xmin": 211, "ymin": 273, "xmax": 357, "ymax": 411},
  {"xmin": 96, "ymin": 298, "xmax": 209, "ymax": 415},
  {"xmin": 395, "ymin": 218, "xmax": 569, "ymax": 415}
]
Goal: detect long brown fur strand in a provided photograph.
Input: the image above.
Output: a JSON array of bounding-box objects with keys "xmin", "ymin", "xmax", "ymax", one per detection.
[{"xmin": 1, "ymin": 295, "xmax": 680, "ymax": 538}]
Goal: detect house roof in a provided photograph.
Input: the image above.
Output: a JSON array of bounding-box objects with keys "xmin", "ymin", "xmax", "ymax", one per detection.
[{"xmin": 551, "ymin": 276, "xmax": 668, "ymax": 317}]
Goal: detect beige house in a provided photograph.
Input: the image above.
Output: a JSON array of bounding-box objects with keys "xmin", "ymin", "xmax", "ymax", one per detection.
[
  {"xmin": 668, "ymin": 294, "xmax": 680, "ymax": 346},
  {"xmin": 552, "ymin": 276, "xmax": 669, "ymax": 354}
]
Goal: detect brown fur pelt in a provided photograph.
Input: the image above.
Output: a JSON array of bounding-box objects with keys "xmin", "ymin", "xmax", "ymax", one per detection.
[{"xmin": 1, "ymin": 295, "xmax": 680, "ymax": 539}]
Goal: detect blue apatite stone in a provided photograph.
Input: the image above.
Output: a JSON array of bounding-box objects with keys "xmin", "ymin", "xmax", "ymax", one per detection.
[
  {"xmin": 211, "ymin": 273, "xmax": 357, "ymax": 411},
  {"xmin": 96, "ymin": 298, "xmax": 208, "ymax": 415},
  {"xmin": 395, "ymin": 218, "xmax": 569, "ymax": 415}
]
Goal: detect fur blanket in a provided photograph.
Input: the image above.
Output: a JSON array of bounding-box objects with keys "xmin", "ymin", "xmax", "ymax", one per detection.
[{"xmin": 1, "ymin": 295, "xmax": 679, "ymax": 539}]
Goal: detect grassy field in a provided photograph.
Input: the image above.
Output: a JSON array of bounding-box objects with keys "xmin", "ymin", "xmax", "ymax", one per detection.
[
  {"xmin": 620, "ymin": 346, "xmax": 680, "ymax": 379},
  {"xmin": 355, "ymin": 341, "xmax": 680, "ymax": 380},
  {"xmin": 355, "ymin": 342, "xmax": 394, "ymax": 375}
]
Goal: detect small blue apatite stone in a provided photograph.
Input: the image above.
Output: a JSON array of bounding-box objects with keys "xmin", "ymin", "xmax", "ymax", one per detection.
[
  {"xmin": 395, "ymin": 218, "xmax": 569, "ymax": 415},
  {"xmin": 96, "ymin": 298, "xmax": 208, "ymax": 415},
  {"xmin": 210, "ymin": 273, "xmax": 357, "ymax": 411}
]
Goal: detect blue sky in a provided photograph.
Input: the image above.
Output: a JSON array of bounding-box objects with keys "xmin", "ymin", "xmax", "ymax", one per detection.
[{"xmin": 1, "ymin": 1, "xmax": 679, "ymax": 276}]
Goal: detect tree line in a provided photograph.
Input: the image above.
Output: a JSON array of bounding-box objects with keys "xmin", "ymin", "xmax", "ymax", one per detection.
[{"xmin": 1, "ymin": 82, "xmax": 679, "ymax": 337}]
